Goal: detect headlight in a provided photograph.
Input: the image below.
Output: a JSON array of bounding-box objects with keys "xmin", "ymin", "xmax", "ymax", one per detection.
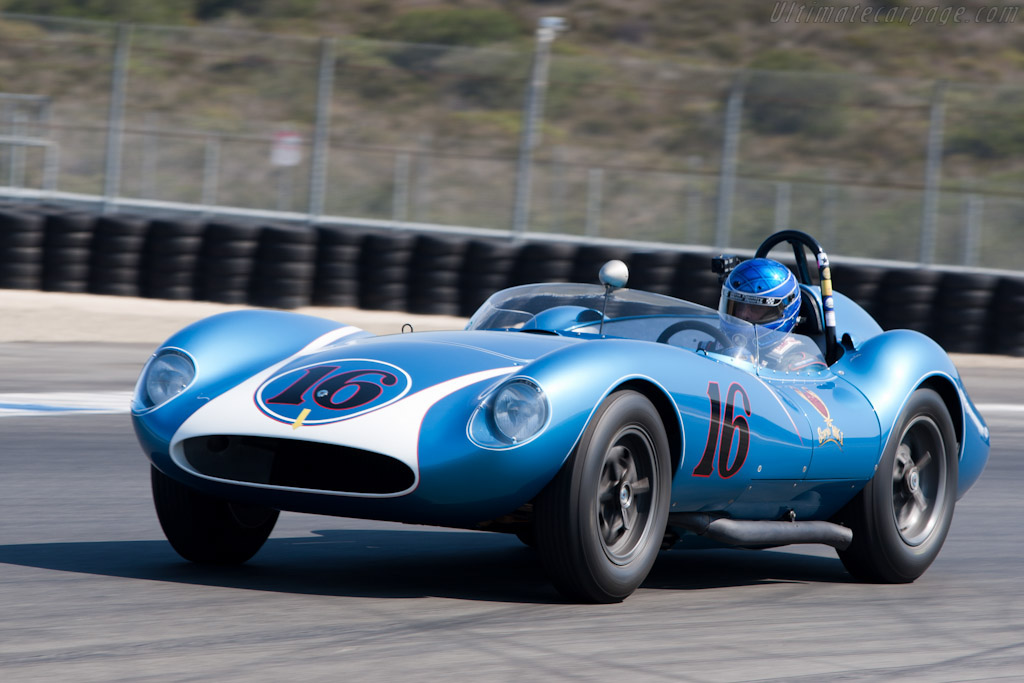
[
  {"xmin": 135, "ymin": 349, "xmax": 195, "ymax": 411},
  {"xmin": 491, "ymin": 379, "xmax": 548, "ymax": 444}
]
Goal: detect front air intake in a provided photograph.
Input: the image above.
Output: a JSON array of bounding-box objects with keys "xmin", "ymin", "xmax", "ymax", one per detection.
[{"xmin": 182, "ymin": 435, "xmax": 415, "ymax": 495}]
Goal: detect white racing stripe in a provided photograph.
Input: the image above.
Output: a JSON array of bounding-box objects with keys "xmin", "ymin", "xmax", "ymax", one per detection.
[
  {"xmin": 0, "ymin": 391, "xmax": 133, "ymax": 417},
  {"xmin": 2, "ymin": 393, "xmax": 1020, "ymax": 420}
]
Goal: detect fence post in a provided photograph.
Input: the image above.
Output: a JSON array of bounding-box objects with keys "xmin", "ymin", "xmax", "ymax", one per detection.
[
  {"xmin": 42, "ymin": 143, "xmax": 59, "ymax": 192},
  {"xmin": 9, "ymin": 111, "xmax": 26, "ymax": 188},
  {"xmin": 308, "ymin": 37, "xmax": 335, "ymax": 221},
  {"xmin": 141, "ymin": 114, "xmax": 158, "ymax": 199},
  {"xmin": 822, "ymin": 175, "xmax": 839, "ymax": 247},
  {"xmin": 511, "ymin": 17, "xmax": 566, "ymax": 238},
  {"xmin": 547, "ymin": 146, "xmax": 567, "ymax": 232},
  {"xmin": 1, "ymin": 103, "xmax": 8, "ymax": 185},
  {"xmin": 392, "ymin": 152, "xmax": 412, "ymax": 222},
  {"xmin": 963, "ymin": 193, "xmax": 983, "ymax": 267},
  {"xmin": 103, "ymin": 23, "xmax": 132, "ymax": 213},
  {"xmin": 201, "ymin": 135, "xmax": 221, "ymax": 206},
  {"xmin": 774, "ymin": 181, "xmax": 791, "ymax": 232},
  {"xmin": 920, "ymin": 80, "xmax": 947, "ymax": 264},
  {"xmin": 686, "ymin": 155, "xmax": 703, "ymax": 244},
  {"xmin": 715, "ymin": 74, "xmax": 745, "ymax": 249}
]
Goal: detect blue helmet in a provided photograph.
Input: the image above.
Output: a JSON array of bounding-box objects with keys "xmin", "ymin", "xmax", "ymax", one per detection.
[{"xmin": 719, "ymin": 258, "xmax": 801, "ymax": 344}]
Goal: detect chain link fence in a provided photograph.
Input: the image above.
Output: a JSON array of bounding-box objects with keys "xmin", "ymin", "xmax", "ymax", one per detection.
[{"xmin": 3, "ymin": 13, "xmax": 1024, "ymax": 269}]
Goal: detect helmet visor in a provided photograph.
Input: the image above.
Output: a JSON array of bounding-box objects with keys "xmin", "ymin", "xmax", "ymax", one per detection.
[{"xmin": 721, "ymin": 292, "xmax": 794, "ymax": 325}]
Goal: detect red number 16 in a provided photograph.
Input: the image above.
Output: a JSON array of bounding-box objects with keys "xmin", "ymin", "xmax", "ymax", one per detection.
[{"xmin": 692, "ymin": 381, "xmax": 751, "ymax": 479}]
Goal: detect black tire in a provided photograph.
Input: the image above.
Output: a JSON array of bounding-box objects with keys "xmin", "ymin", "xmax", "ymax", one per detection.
[
  {"xmin": 316, "ymin": 262, "xmax": 360, "ymax": 280},
  {"xmin": 534, "ymin": 390, "xmax": 670, "ymax": 603},
  {"xmin": 410, "ymin": 269, "xmax": 461, "ymax": 288},
  {"xmin": 147, "ymin": 218, "xmax": 205, "ymax": 239},
  {"xmin": 0, "ymin": 230, "xmax": 43, "ymax": 248},
  {"xmin": 151, "ymin": 466, "xmax": 278, "ymax": 565},
  {"xmin": 203, "ymin": 240, "xmax": 260, "ymax": 259},
  {"xmin": 257, "ymin": 261, "xmax": 317, "ymax": 280},
  {"xmin": 145, "ymin": 235, "xmax": 203, "ymax": 254},
  {"xmin": 834, "ymin": 388, "xmax": 957, "ymax": 583}
]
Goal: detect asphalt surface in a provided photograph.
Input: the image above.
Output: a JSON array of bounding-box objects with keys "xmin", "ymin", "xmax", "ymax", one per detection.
[{"xmin": 1, "ymin": 342, "xmax": 1022, "ymax": 681}]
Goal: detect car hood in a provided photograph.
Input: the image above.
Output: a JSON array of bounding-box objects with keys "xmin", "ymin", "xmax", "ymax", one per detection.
[{"xmin": 165, "ymin": 329, "xmax": 582, "ymax": 490}]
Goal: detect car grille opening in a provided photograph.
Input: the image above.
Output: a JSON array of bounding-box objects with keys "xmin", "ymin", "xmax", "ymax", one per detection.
[{"xmin": 181, "ymin": 435, "xmax": 415, "ymax": 495}]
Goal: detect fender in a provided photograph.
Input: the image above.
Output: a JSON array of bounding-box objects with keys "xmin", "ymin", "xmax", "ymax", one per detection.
[
  {"xmin": 832, "ymin": 290, "xmax": 883, "ymax": 348},
  {"xmin": 833, "ymin": 328, "xmax": 989, "ymax": 496},
  {"xmin": 133, "ymin": 310, "xmax": 360, "ymax": 468}
]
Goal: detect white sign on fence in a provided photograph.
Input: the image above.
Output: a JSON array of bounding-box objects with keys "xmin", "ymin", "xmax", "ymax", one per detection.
[{"xmin": 271, "ymin": 131, "xmax": 303, "ymax": 167}]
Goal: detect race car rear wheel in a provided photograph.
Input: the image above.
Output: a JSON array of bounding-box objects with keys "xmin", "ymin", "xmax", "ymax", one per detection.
[
  {"xmin": 534, "ymin": 390, "xmax": 670, "ymax": 603},
  {"xmin": 151, "ymin": 466, "xmax": 279, "ymax": 565},
  {"xmin": 835, "ymin": 388, "xmax": 957, "ymax": 583}
]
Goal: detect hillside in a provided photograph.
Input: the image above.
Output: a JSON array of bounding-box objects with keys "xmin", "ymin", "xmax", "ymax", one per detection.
[
  {"xmin": 2, "ymin": 1, "xmax": 1024, "ymax": 266},
  {"xmin": 4, "ymin": 0, "xmax": 1023, "ymax": 82}
]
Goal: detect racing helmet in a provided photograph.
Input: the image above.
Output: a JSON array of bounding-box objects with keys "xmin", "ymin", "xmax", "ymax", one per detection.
[{"xmin": 719, "ymin": 258, "xmax": 801, "ymax": 345}]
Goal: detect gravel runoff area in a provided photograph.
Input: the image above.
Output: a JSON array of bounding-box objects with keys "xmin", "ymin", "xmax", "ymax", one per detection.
[
  {"xmin": 1, "ymin": 289, "xmax": 468, "ymax": 343},
  {"xmin": 1, "ymin": 288, "xmax": 1019, "ymax": 369}
]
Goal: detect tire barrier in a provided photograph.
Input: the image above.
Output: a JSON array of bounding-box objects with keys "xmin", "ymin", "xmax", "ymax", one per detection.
[
  {"xmin": 312, "ymin": 224, "xmax": 365, "ymax": 308},
  {"xmin": 511, "ymin": 241, "xmax": 578, "ymax": 288},
  {"xmin": 42, "ymin": 212, "xmax": 95, "ymax": 293},
  {"xmin": 87, "ymin": 215, "xmax": 149, "ymax": 297},
  {"xmin": 930, "ymin": 272, "xmax": 998, "ymax": 355},
  {"xmin": 628, "ymin": 250, "xmax": 681, "ymax": 296},
  {"xmin": 990, "ymin": 276, "xmax": 1024, "ymax": 357},
  {"xmin": 358, "ymin": 231, "xmax": 416, "ymax": 312},
  {"xmin": 459, "ymin": 239, "xmax": 520, "ymax": 317},
  {"xmin": 195, "ymin": 221, "xmax": 263, "ymax": 304},
  {"xmin": 571, "ymin": 245, "xmax": 626, "ymax": 286},
  {"xmin": 831, "ymin": 263, "xmax": 887, "ymax": 320},
  {"xmin": 140, "ymin": 218, "xmax": 205, "ymax": 300},
  {"xmin": 250, "ymin": 224, "xmax": 318, "ymax": 310},
  {"xmin": 407, "ymin": 234, "xmax": 466, "ymax": 317},
  {"xmin": 671, "ymin": 251, "xmax": 720, "ymax": 310},
  {"xmin": 4, "ymin": 202, "xmax": 1024, "ymax": 355},
  {"xmin": 0, "ymin": 208, "xmax": 44, "ymax": 290},
  {"xmin": 872, "ymin": 268, "xmax": 942, "ymax": 335}
]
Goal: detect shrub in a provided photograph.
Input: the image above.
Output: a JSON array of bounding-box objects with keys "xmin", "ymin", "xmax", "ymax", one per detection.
[
  {"xmin": 368, "ymin": 8, "xmax": 522, "ymax": 47},
  {"xmin": 744, "ymin": 49, "xmax": 847, "ymax": 138}
]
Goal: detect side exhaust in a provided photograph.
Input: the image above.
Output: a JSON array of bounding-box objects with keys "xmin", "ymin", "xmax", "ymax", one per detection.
[{"xmin": 670, "ymin": 512, "xmax": 853, "ymax": 550}]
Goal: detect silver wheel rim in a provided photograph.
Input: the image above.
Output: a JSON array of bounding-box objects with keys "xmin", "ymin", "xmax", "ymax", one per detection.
[
  {"xmin": 596, "ymin": 425, "xmax": 658, "ymax": 565},
  {"xmin": 891, "ymin": 415, "xmax": 947, "ymax": 546}
]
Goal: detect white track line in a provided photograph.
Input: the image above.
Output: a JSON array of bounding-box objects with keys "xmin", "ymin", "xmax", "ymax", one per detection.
[
  {"xmin": 975, "ymin": 404, "xmax": 1024, "ymax": 414},
  {"xmin": 0, "ymin": 392, "xmax": 133, "ymax": 417}
]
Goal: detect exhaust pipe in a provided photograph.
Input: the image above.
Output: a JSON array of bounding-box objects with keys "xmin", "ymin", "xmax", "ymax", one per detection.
[{"xmin": 670, "ymin": 512, "xmax": 853, "ymax": 550}]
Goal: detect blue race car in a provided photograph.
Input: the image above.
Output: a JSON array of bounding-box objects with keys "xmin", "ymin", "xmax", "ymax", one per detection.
[{"xmin": 132, "ymin": 230, "xmax": 989, "ymax": 603}]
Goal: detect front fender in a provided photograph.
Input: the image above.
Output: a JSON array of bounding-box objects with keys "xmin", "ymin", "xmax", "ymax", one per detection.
[
  {"xmin": 133, "ymin": 310, "xmax": 360, "ymax": 467},
  {"xmin": 411, "ymin": 339, "xmax": 686, "ymax": 524}
]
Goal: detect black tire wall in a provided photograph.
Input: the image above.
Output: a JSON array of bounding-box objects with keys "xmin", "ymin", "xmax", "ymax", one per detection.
[
  {"xmin": 2, "ymin": 203, "xmax": 1022, "ymax": 356},
  {"xmin": 0, "ymin": 208, "xmax": 45, "ymax": 290}
]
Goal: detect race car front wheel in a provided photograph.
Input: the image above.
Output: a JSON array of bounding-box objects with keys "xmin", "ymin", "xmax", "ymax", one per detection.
[
  {"xmin": 534, "ymin": 390, "xmax": 670, "ymax": 603},
  {"xmin": 835, "ymin": 387, "xmax": 958, "ymax": 583},
  {"xmin": 151, "ymin": 466, "xmax": 279, "ymax": 565}
]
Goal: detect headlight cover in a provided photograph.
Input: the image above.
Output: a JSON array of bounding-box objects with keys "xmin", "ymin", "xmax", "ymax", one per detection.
[
  {"xmin": 134, "ymin": 349, "xmax": 195, "ymax": 412},
  {"xmin": 469, "ymin": 378, "xmax": 549, "ymax": 448}
]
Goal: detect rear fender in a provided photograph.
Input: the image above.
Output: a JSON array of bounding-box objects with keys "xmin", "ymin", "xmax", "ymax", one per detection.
[{"xmin": 833, "ymin": 329, "xmax": 989, "ymax": 496}]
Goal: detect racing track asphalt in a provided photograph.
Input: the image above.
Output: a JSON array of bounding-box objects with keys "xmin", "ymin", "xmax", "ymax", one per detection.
[{"xmin": 1, "ymin": 342, "xmax": 1023, "ymax": 681}]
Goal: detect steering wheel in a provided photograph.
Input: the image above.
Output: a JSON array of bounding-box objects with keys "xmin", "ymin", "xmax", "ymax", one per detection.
[{"xmin": 657, "ymin": 320, "xmax": 732, "ymax": 346}]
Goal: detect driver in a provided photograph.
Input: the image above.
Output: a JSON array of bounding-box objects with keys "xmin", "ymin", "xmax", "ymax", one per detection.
[{"xmin": 719, "ymin": 258, "xmax": 826, "ymax": 373}]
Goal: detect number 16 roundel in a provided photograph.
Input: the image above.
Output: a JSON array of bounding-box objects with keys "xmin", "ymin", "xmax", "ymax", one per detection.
[{"xmin": 255, "ymin": 359, "xmax": 411, "ymax": 425}]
